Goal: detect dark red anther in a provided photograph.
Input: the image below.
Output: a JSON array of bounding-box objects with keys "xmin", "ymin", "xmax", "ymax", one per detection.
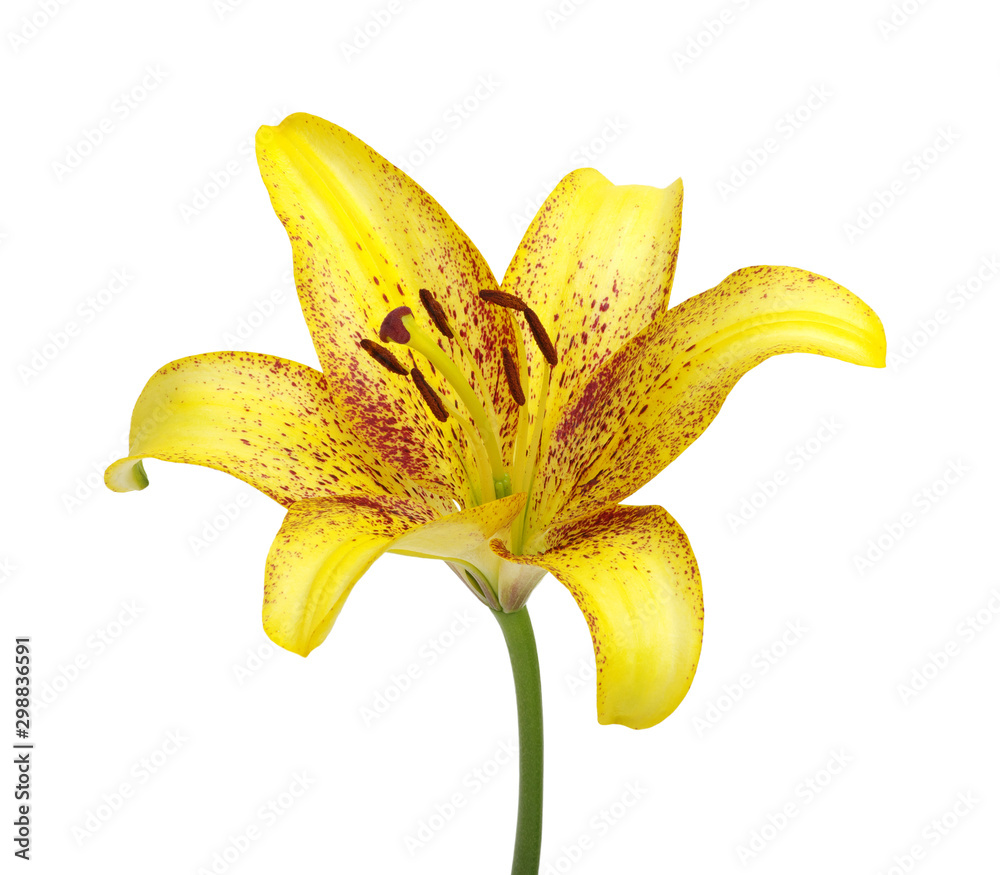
[
  {"xmin": 501, "ymin": 347, "xmax": 525, "ymax": 406},
  {"xmin": 359, "ymin": 339, "xmax": 408, "ymax": 376},
  {"xmin": 379, "ymin": 306, "xmax": 413, "ymax": 344},
  {"xmin": 525, "ymin": 308, "xmax": 558, "ymax": 366},
  {"xmin": 418, "ymin": 288, "xmax": 454, "ymax": 339},
  {"xmin": 410, "ymin": 367, "xmax": 449, "ymax": 423},
  {"xmin": 479, "ymin": 289, "xmax": 528, "ymax": 311}
]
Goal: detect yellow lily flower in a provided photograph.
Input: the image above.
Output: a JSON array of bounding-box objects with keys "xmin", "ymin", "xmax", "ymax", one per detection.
[{"xmin": 105, "ymin": 112, "xmax": 885, "ymax": 733}]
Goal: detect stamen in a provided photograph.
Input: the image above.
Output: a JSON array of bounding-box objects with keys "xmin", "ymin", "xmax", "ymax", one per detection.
[
  {"xmin": 379, "ymin": 306, "xmax": 413, "ymax": 344},
  {"xmin": 359, "ymin": 339, "xmax": 408, "ymax": 376},
  {"xmin": 478, "ymin": 287, "xmax": 557, "ymax": 532},
  {"xmin": 514, "ymin": 362, "xmax": 551, "ymax": 554},
  {"xmin": 424, "ymin": 288, "xmax": 501, "ymax": 439},
  {"xmin": 418, "ymin": 288, "xmax": 454, "ymax": 339},
  {"xmin": 439, "ymin": 396, "xmax": 494, "ymax": 507},
  {"xmin": 410, "ymin": 367, "xmax": 449, "ymax": 423},
  {"xmin": 377, "ymin": 292, "xmax": 519, "ymax": 505},
  {"xmin": 479, "ymin": 289, "xmax": 528, "ymax": 312},
  {"xmin": 387, "ymin": 310, "xmax": 507, "ymax": 488},
  {"xmin": 525, "ymin": 307, "xmax": 558, "ymax": 366},
  {"xmin": 509, "ymin": 338, "xmax": 532, "ymax": 496},
  {"xmin": 501, "ymin": 347, "xmax": 525, "ymax": 406}
]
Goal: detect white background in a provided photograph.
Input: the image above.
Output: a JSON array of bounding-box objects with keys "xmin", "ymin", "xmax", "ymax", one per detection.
[{"xmin": 3, "ymin": 0, "xmax": 999, "ymax": 872}]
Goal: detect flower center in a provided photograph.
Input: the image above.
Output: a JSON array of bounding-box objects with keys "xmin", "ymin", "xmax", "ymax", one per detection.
[{"xmin": 361, "ymin": 288, "xmax": 557, "ymax": 551}]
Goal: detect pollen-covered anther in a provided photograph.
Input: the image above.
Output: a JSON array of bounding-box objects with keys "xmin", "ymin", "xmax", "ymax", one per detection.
[
  {"xmin": 418, "ymin": 288, "xmax": 454, "ymax": 339},
  {"xmin": 359, "ymin": 339, "xmax": 408, "ymax": 376},
  {"xmin": 501, "ymin": 347, "xmax": 525, "ymax": 406},
  {"xmin": 479, "ymin": 289, "xmax": 528, "ymax": 312},
  {"xmin": 379, "ymin": 306, "xmax": 413, "ymax": 344},
  {"xmin": 525, "ymin": 307, "xmax": 558, "ymax": 366},
  {"xmin": 410, "ymin": 367, "xmax": 449, "ymax": 423}
]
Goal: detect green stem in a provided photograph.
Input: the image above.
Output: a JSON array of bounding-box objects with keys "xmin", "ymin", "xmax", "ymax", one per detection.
[{"xmin": 492, "ymin": 606, "xmax": 543, "ymax": 875}]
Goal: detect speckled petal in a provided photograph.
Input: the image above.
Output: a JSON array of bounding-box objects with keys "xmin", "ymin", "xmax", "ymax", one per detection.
[
  {"xmin": 255, "ymin": 113, "xmax": 520, "ymax": 501},
  {"xmin": 500, "ymin": 170, "xmax": 683, "ymax": 473},
  {"xmin": 532, "ymin": 266, "xmax": 887, "ymax": 529},
  {"xmin": 104, "ymin": 351, "xmax": 436, "ymax": 508},
  {"xmin": 264, "ymin": 492, "xmax": 527, "ymax": 655},
  {"xmin": 493, "ymin": 504, "xmax": 703, "ymax": 729}
]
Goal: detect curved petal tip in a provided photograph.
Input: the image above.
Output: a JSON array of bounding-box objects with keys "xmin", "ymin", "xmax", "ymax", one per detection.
[{"xmin": 105, "ymin": 458, "xmax": 149, "ymax": 493}]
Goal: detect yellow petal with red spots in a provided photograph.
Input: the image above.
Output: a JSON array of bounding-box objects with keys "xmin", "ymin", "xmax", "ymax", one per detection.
[
  {"xmin": 255, "ymin": 113, "xmax": 520, "ymax": 502},
  {"xmin": 104, "ymin": 351, "xmax": 437, "ymax": 509},
  {"xmin": 264, "ymin": 493, "xmax": 527, "ymax": 655},
  {"xmin": 500, "ymin": 170, "xmax": 683, "ymax": 476},
  {"xmin": 493, "ymin": 505, "xmax": 703, "ymax": 729},
  {"xmin": 532, "ymin": 265, "xmax": 886, "ymax": 529}
]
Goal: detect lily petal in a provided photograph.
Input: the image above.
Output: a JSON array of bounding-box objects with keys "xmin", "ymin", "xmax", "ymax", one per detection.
[
  {"xmin": 105, "ymin": 351, "xmax": 435, "ymax": 508},
  {"xmin": 493, "ymin": 505, "xmax": 703, "ymax": 729},
  {"xmin": 501, "ymin": 170, "xmax": 683, "ymax": 460},
  {"xmin": 265, "ymin": 493, "xmax": 527, "ymax": 655},
  {"xmin": 534, "ymin": 266, "xmax": 887, "ymax": 528},
  {"xmin": 256, "ymin": 113, "xmax": 520, "ymax": 500}
]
